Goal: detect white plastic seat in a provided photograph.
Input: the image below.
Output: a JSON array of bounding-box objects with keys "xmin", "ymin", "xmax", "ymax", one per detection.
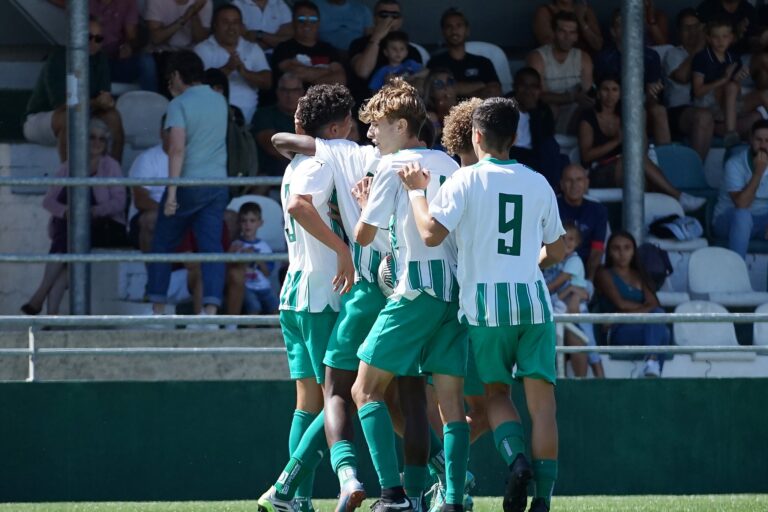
[
  {"xmin": 674, "ymin": 301, "xmax": 755, "ymax": 361},
  {"xmin": 227, "ymin": 194, "xmax": 286, "ymax": 252},
  {"xmin": 465, "ymin": 41, "xmax": 512, "ymax": 94},
  {"xmin": 688, "ymin": 247, "xmax": 768, "ymax": 306},
  {"xmin": 752, "ymin": 303, "xmax": 768, "ymax": 347},
  {"xmin": 644, "ymin": 193, "xmax": 708, "ymax": 251},
  {"xmin": 410, "ymin": 42, "xmax": 430, "ymax": 67},
  {"xmin": 116, "ymin": 91, "xmax": 169, "ymax": 149},
  {"xmin": 656, "ymin": 291, "xmax": 690, "ymax": 307}
]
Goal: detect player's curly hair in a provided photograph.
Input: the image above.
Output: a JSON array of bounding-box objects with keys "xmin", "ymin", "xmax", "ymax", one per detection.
[
  {"xmin": 441, "ymin": 97, "xmax": 482, "ymax": 157},
  {"xmin": 295, "ymin": 84, "xmax": 355, "ymax": 137},
  {"xmin": 472, "ymin": 97, "xmax": 520, "ymax": 153},
  {"xmin": 359, "ymin": 77, "xmax": 427, "ymax": 137}
]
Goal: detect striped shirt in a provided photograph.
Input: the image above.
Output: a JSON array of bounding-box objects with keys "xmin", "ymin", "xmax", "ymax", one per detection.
[{"xmin": 430, "ymin": 157, "xmax": 565, "ymax": 326}]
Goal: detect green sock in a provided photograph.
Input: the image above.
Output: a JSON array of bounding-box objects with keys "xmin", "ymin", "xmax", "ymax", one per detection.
[
  {"xmin": 403, "ymin": 464, "xmax": 429, "ymax": 499},
  {"xmin": 533, "ymin": 459, "xmax": 557, "ymax": 507},
  {"xmin": 443, "ymin": 421, "xmax": 470, "ymax": 505},
  {"xmin": 358, "ymin": 401, "xmax": 401, "ymax": 489},
  {"xmin": 330, "ymin": 440, "xmax": 359, "ymax": 486},
  {"xmin": 493, "ymin": 421, "xmax": 526, "ymax": 467},
  {"xmin": 289, "ymin": 410, "xmax": 316, "ymax": 456},
  {"xmin": 275, "ymin": 411, "xmax": 327, "ymax": 500},
  {"xmin": 427, "ymin": 427, "xmax": 446, "ymax": 484}
]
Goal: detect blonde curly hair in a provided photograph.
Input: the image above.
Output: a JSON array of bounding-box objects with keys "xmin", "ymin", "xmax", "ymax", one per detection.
[
  {"xmin": 359, "ymin": 77, "xmax": 427, "ymax": 137},
  {"xmin": 441, "ymin": 97, "xmax": 483, "ymax": 157}
]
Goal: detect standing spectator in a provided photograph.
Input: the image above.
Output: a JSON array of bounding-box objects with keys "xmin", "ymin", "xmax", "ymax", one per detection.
[
  {"xmin": 533, "ymin": 0, "xmax": 603, "ymax": 53},
  {"xmin": 21, "ymin": 119, "xmax": 126, "ymax": 316},
  {"xmin": 195, "ymin": 3, "xmax": 272, "ymax": 123},
  {"xmin": 23, "ymin": 17, "xmax": 125, "ymax": 163},
  {"xmin": 527, "ymin": 11, "xmax": 594, "ymax": 135},
  {"xmin": 368, "ymin": 31, "xmax": 426, "ymax": 92},
  {"xmin": 713, "ymin": 120, "xmax": 768, "ymax": 259},
  {"xmin": 428, "ymin": 8, "xmax": 501, "ymax": 100},
  {"xmin": 662, "ymin": 9, "xmax": 714, "ymax": 161},
  {"xmin": 314, "ymin": 0, "xmax": 372, "ymax": 53},
  {"xmin": 146, "ymin": 50, "xmax": 229, "ymax": 320},
  {"xmin": 232, "ymin": 0, "xmax": 294, "ymax": 52},
  {"xmin": 271, "ymin": 1, "xmax": 347, "ymax": 88},
  {"xmin": 697, "ymin": 0, "xmax": 759, "ymax": 55}
]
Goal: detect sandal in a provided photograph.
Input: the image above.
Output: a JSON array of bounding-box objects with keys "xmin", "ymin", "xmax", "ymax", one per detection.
[{"xmin": 20, "ymin": 303, "xmax": 41, "ymax": 315}]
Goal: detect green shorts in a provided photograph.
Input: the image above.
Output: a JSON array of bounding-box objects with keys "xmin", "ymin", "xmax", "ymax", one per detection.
[
  {"xmin": 324, "ymin": 280, "xmax": 387, "ymax": 372},
  {"xmin": 280, "ymin": 309, "xmax": 338, "ymax": 383},
  {"xmin": 469, "ymin": 321, "xmax": 556, "ymax": 385},
  {"xmin": 357, "ymin": 292, "xmax": 468, "ymax": 378},
  {"xmin": 463, "ymin": 340, "xmax": 485, "ymax": 396}
]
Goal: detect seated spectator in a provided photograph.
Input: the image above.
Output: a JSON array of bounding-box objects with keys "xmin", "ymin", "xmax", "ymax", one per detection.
[
  {"xmin": 232, "ymin": 0, "xmax": 294, "ymax": 53},
  {"xmin": 692, "ymin": 18, "xmax": 757, "ymax": 148},
  {"xmin": 527, "ymin": 11, "xmax": 594, "ymax": 135},
  {"xmin": 578, "ymin": 74, "xmax": 706, "ymax": 212},
  {"xmin": 428, "ymin": 8, "xmax": 501, "ymax": 100},
  {"xmin": 595, "ymin": 231, "xmax": 671, "ymax": 378},
  {"xmin": 423, "ymin": 69, "xmax": 458, "ymax": 149},
  {"xmin": 23, "ymin": 17, "xmax": 124, "ymax": 163},
  {"xmin": 643, "ymin": 0, "xmax": 670, "ymax": 46},
  {"xmin": 368, "ymin": 31, "xmax": 426, "ymax": 92},
  {"xmin": 542, "ymin": 222, "xmax": 604, "ymax": 378},
  {"xmin": 195, "ymin": 4, "xmax": 272, "ymax": 123},
  {"xmin": 662, "ymin": 9, "xmax": 715, "ymax": 160},
  {"xmin": 441, "ymin": 97, "xmax": 483, "ymax": 166},
  {"xmin": 595, "ymin": 9, "xmax": 670, "ymax": 145},
  {"xmin": 21, "ymin": 119, "xmax": 127, "ymax": 316},
  {"xmin": 557, "ymin": 164, "xmax": 608, "ymax": 281},
  {"xmin": 272, "ymin": 1, "xmax": 347, "ymax": 88},
  {"xmin": 508, "ymin": 67, "xmax": 568, "ymax": 189},
  {"xmin": 697, "ymin": 0, "xmax": 759, "ymax": 55},
  {"xmin": 314, "ymin": 0, "xmax": 372, "ymax": 53},
  {"xmin": 128, "ymin": 116, "xmax": 169, "ymax": 253},
  {"xmin": 712, "ymin": 120, "xmax": 768, "ymax": 259},
  {"xmin": 533, "ymin": 0, "xmax": 603, "ymax": 53},
  {"xmin": 225, "ymin": 202, "xmax": 279, "ymax": 321}
]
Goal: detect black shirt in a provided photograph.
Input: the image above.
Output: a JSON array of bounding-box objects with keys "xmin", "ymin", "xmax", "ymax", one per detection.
[{"xmin": 427, "ymin": 51, "xmax": 499, "ymax": 85}]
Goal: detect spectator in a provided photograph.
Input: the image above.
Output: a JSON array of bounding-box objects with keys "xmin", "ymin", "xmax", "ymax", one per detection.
[
  {"xmin": 225, "ymin": 202, "xmax": 279, "ymax": 321},
  {"xmin": 662, "ymin": 9, "xmax": 715, "ymax": 161},
  {"xmin": 691, "ymin": 18, "xmax": 757, "ymax": 148},
  {"xmin": 595, "ymin": 9, "xmax": 670, "ymax": 145},
  {"xmin": 595, "ymin": 231, "xmax": 671, "ymax": 378},
  {"xmin": 21, "ymin": 119, "xmax": 127, "ymax": 316},
  {"xmin": 23, "ymin": 17, "xmax": 125, "ymax": 163},
  {"xmin": 533, "ymin": 0, "xmax": 603, "ymax": 53},
  {"xmin": 368, "ymin": 31, "xmax": 426, "ymax": 92},
  {"xmin": 526, "ymin": 11, "xmax": 594, "ymax": 135},
  {"xmin": 423, "ymin": 68, "xmax": 458, "ymax": 149},
  {"xmin": 557, "ymin": 164, "xmax": 608, "ymax": 281},
  {"xmin": 271, "ymin": 1, "xmax": 346, "ymax": 88},
  {"xmin": 712, "ymin": 120, "xmax": 768, "ymax": 259},
  {"xmin": 643, "ymin": 0, "xmax": 670, "ymax": 46},
  {"xmin": 232, "ymin": 0, "xmax": 294, "ymax": 52},
  {"xmin": 128, "ymin": 116, "xmax": 169, "ymax": 253},
  {"xmin": 195, "ymin": 4, "xmax": 272, "ymax": 123},
  {"xmin": 145, "ymin": 0, "xmax": 212, "ymax": 51},
  {"xmin": 146, "ymin": 50, "xmax": 229, "ymax": 320},
  {"xmin": 314, "ymin": 0, "xmax": 373, "ymax": 53},
  {"xmin": 508, "ymin": 67, "xmax": 568, "ymax": 189},
  {"xmin": 697, "ymin": 0, "xmax": 759, "ymax": 55},
  {"xmin": 578, "ymin": 74, "xmax": 706, "ymax": 212},
  {"xmin": 428, "ymin": 8, "xmax": 501, "ymax": 99}
]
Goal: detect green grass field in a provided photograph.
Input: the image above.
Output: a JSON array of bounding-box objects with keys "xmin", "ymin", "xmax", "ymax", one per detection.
[{"xmin": 2, "ymin": 496, "xmax": 767, "ymax": 512}]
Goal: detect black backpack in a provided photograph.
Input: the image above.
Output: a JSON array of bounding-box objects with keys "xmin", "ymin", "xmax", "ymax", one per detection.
[{"xmin": 637, "ymin": 242, "xmax": 673, "ymax": 291}]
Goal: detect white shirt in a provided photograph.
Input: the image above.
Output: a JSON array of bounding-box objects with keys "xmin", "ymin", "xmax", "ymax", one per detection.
[
  {"xmin": 663, "ymin": 46, "xmax": 692, "ymax": 109},
  {"xmin": 361, "ymin": 148, "xmax": 461, "ymax": 301},
  {"xmin": 514, "ymin": 112, "xmax": 533, "ymax": 150},
  {"xmin": 127, "ymin": 144, "xmax": 168, "ymax": 221},
  {"xmin": 232, "ymin": 0, "xmax": 291, "ymax": 35},
  {"xmin": 430, "ymin": 157, "xmax": 565, "ymax": 326},
  {"xmin": 279, "ymin": 155, "xmax": 342, "ymax": 313},
  {"xmin": 194, "ymin": 36, "xmax": 270, "ymax": 123}
]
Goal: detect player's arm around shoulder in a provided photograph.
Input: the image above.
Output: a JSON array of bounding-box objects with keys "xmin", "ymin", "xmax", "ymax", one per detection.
[
  {"xmin": 398, "ymin": 162, "xmax": 450, "ymax": 246},
  {"xmin": 271, "ymin": 132, "xmax": 317, "ymax": 159}
]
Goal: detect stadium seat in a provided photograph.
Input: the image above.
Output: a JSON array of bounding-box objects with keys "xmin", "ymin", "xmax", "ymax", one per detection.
[
  {"xmin": 465, "ymin": 41, "xmax": 512, "ymax": 94},
  {"xmin": 116, "ymin": 91, "xmax": 169, "ymax": 149},
  {"xmin": 585, "ymin": 188, "xmax": 622, "ymax": 203},
  {"xmin": 674, "ymin": 301, "xmax": 755, "ymax": 361},
  {"xmin": 227, "ymin": 194, "xmax": 286, "ymax": 252},
  {"xmin": 752, "ymin": 303, "xmax": 768, "ymax": 347},
  {"xmin": 410, "ymin": 42, "xmax": 430, "ymax": 67},
  {"xmin": 654, "ymin": 144, "xmax": 709, "ymax": 190},
  {"xmin": 688, "ymin": 247, "xmax": 768, "ymax": 306},
  {"xmin": 644, "ymin": 192, "xmax": 708, "ymax": 251}
]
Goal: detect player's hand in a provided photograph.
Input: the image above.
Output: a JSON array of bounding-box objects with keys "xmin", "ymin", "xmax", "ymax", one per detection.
[
  {"xmin": 327, "ymin": 201, "xmax": 342, "ymax": 224},
  {"xmin": 352, "ymin": 176, "xmax": 372, "ymax": 209},
  {"xmin": 397, "ymin": 162, "xmax": 430, "ymax": 191},
  {"xmin": 332, "ymin": 250, "xmax": 355, "ymax": 295}
]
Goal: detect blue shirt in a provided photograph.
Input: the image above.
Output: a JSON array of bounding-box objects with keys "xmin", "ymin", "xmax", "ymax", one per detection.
[
  {"xmin": 368, "ymin": 59, "xmax": 423, "ymax": 90},
  {"xmin": 315, "ymin": 0, "xmax": 372, "ymax": 51},
  {"xmin": 165, "ymin": 84, "xmax": 228, "ymax": 178},
  {"xmin": 557, "ymin": 196, "xmax": 608, "ymax": 266},
  {"xmin": 714, "ymin": 146, "xmax": 768, "ymax": 219}
]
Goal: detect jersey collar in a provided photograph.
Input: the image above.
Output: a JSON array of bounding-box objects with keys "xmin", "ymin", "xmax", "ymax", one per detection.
[{"xmin": 483, "ymin": 156, "xmax": 518, "ymax": 165}]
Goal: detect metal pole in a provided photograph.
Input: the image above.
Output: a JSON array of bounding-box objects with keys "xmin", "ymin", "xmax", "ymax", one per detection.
[
  {"xmin": 67, "ymin": 0, "xmax": 91, "ymax": 315},
  {"xmin": 621, "ymin": 0, "xmax": 645, "ymax": 243}
]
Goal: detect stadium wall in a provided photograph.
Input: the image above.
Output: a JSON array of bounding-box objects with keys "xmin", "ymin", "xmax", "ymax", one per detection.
[{"xmin": 2, "ymin": 378, "xmax": 767, "ymax": 502}]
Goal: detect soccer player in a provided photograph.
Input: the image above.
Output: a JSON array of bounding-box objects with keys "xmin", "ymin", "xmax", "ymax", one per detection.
[
  {"xmin": 399, "ymin": 97, "xmax": 565, "ymax": 512},
  {"xmin": 351, "ymin": 78, "xmax": 468, "ymax": 512},
  {"xmin": 257, "ymin": 84, "xmax": 356, "ymax": 512}
]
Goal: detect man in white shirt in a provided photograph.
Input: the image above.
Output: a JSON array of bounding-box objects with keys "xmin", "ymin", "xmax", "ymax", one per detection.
[
  {"xmin": 195, "ymin": 4, "xmax": 272, "ymax": 123},
  {"xmin": 232, "ymin": 0, "xmax": 293, "ymax": 52}
]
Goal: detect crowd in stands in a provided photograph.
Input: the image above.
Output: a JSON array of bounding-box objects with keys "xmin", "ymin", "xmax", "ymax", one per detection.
[{"xmin": 17, "ymin": 0, "xmax": 768, "ymax": 375}]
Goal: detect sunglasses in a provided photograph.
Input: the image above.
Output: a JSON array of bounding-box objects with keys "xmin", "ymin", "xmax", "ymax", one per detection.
[
  {"xmin": 377, "ymin": 11, "xmax": 401, "ymax": 19},
  {"xmin": 432, "ymin": 78, "xmax": 456, "ymax": 89},
  {"xmin": 296, "ymin": 15, "xmax": 319, "ymax": 24},
  {"xmin": 89, "ymin": 33, "xmax": 104, "ymax": 43}
]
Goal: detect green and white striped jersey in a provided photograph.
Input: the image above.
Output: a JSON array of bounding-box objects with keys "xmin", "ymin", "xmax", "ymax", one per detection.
[
  {"xmin": 360, "ymin": 148, "xmax": 460, "ymax": 302},
  {"xmin": 279, "ymin": 154, "xmax": 343, "ymax": 313},
  {"xmin": 430, "ymin": 158, "xmax": 565, "ymax": 326}
]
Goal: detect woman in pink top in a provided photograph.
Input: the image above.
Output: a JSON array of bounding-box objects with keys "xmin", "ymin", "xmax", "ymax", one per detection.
[{"xmin": 21, "ymin": 119, "xmax": 127, "ymax": 316}]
